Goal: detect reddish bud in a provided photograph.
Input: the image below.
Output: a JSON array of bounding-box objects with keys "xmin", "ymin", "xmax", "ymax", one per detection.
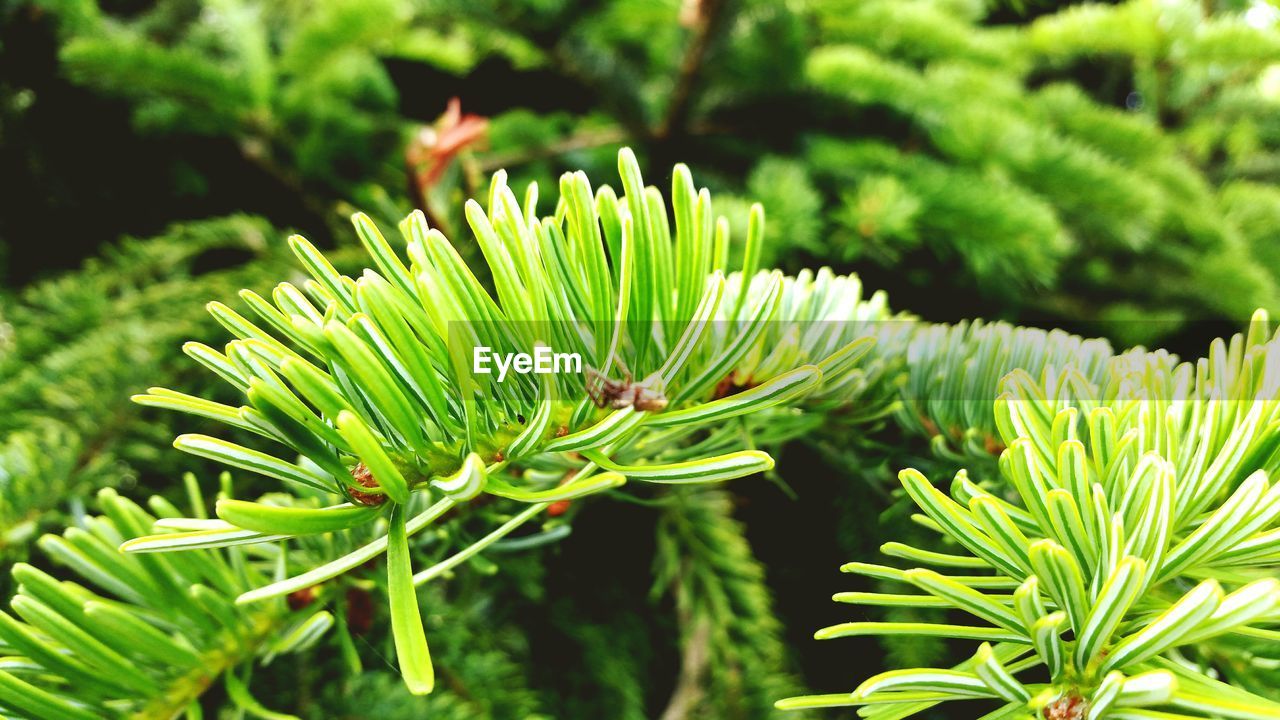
[
  {"xmin": 348, "ymin": 463, "xmax": 387, "ymax": 507},
  {"xmin": 287, "ymin": 586, "xmax": 316, "ymax": 611}
]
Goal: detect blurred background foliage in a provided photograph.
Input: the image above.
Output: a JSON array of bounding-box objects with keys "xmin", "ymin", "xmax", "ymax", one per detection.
[{"xmin": 1, "ymin": 0, "xmax": 1279, "ymax": 717}]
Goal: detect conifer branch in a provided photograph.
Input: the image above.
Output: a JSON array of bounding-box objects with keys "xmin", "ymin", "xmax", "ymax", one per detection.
[
  {"xmin": 0, "ymin": 480, "xmax": 327, "ymax": 720},
  {"xmin": 128, "ymin": 149, "xmax": 888, "ymax": 694},
  {"xmin": 782, "ymin": 311, "xmax": 1280, "ymax": 719}
]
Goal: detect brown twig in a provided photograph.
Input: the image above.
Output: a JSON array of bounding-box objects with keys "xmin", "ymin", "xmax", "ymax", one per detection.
[
  {"xmin": 477, "ymin": 125, "xmax": 630, "ymax": 174},
  {"xmin": 237, "ymin": 136, "xmax": 336, "ymax": 231},
  {"xmin": 658, "ymin": 0, "xmax": 730, "ymax": 140},
  {"xmin": 658, "ymin": 616, "xmax": 713, "ymax": 720}
]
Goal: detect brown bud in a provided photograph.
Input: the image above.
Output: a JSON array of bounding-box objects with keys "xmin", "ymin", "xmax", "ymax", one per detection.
[
  {"xmin": 348, "ymin": 462, "xmax": 387, "ymax": 506},
  {"xmin": 345, "ymin": 587, "xmax": 376, "ymax": 635},
  {"xmin": 1043, "ymin": 694, "xmax": 1087, "ymax": 720},
  {"xmin": 546, "ymin": 469, "xmax": 578, "ymax": 517},
  {"xmin": 712, "ymin": 374, "xmax": 738, "ymax": 399},
  {"xmin": 287, "ymin": 586, "xmax": 317, "ymax": 611},
  {"xmin": 920, "ymin": 416, "xmax": 940, "ymax": 438},
  {"xmin": 983, "ymin": 434, "xmax": 1006, "ymax": 455}
]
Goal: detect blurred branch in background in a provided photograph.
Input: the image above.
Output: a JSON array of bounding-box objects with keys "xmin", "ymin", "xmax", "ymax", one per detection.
[
  {"xmin": 660, "ymin": 0, "xmax": 729, "ymax": 139},
  {"xmin": 7, "ymin": 0, "xmax": 1279, "ymax": 351}
]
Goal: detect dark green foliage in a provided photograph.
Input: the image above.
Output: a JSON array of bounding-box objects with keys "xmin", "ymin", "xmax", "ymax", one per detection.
[
  {"xmin": 0, "ymin": 215, "xmax": 292, "ymax": 564},
  {"xmin": 0, "ymin": 484, "xmax": 323, "ymax": 719},
  {"xmin": 48, "ymin": 0, "xmax": 404, "ymax": 196},
  {"xmin": 16, "ymin": 0, "xmax": 1280, "ymax": 347},
  {"xmin": 799, "ymin": 0, "xmax": 1280, "ymax": 341},
  {"xmin": 5, "ymin": 0, "xmax": 1280, "ymax": 717},
  {"xmin": 653, "ymin": 487, "xmax": 808, "ymax": 719},
  {"xmin": 310, "ymin": 582, "xmax": 552, "ymax": 720}
]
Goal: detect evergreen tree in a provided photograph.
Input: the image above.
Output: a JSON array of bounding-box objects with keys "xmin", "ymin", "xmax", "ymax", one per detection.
[{"xmin": 3, "ymin": 2, "xmax": 1280, "ymax": 718}]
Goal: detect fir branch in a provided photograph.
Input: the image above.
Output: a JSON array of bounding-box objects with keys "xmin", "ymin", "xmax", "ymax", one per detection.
[
  {"xmin": 130, "ymin": 149, "xmax": 887, "ymax": 694},
  {"xmin": 783, "ymin": 311, "xmax": 1280, "ymax": 719},
  {"xmin": 654, "ymin": 487, "xmax": 809, "ymax": 720},
  {"xmin": 0, "ymin": 481, "xmax": 328, "ymax": 720},
  {"xmin": 0, "ymin": 216, "xmax": 292, "ymax": 563},
  {"xmin": 659, "ymin": 0, "xmax": 729, "ymax": 140}
]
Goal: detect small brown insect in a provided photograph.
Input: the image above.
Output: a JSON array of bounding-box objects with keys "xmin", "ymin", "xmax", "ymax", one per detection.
[{"xmin": 585, "ymin": 366, "xmax": 668, "ymax": 412}]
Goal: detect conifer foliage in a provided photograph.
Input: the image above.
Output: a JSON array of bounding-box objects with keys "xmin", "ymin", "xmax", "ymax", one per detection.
[
  {"xmin": 784, "ymin": 316, "xmax": 1280, "ymax": 718},
  {"xmin": 123, "ymin": 150, "xmax": 879, "ymax": 699},
  {"xmin": 4, "ymin": 1, "xmax": 1280, "ymax": 718}
]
